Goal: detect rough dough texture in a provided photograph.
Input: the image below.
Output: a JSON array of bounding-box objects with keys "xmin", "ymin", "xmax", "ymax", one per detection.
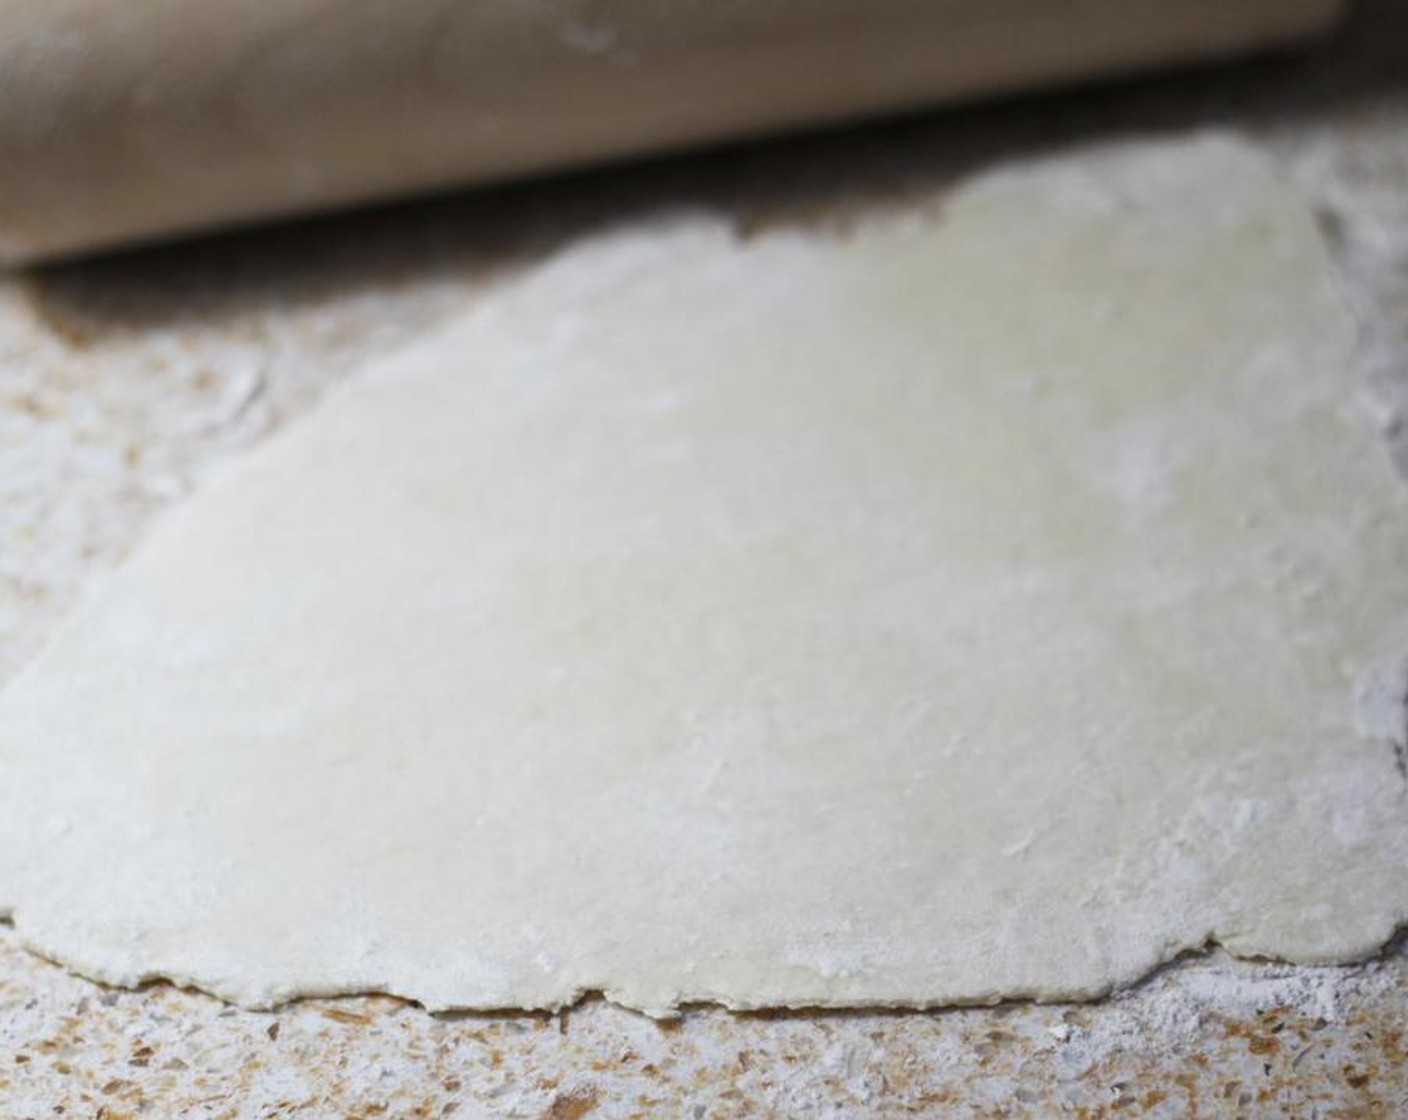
[{"xmin": 1, "ymin": 135, "xmax": 1405, "ymax": 1015}]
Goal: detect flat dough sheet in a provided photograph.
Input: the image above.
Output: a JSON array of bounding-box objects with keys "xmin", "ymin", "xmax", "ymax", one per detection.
[{"xmin": 1, "ymin": 135, "xmax": 1406, "ymax": 1014}]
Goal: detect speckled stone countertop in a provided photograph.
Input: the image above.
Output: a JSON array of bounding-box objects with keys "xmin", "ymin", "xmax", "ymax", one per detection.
[{"xmin": 2, "ymin": 3, "xmax": 1407, "ymax": 1115}]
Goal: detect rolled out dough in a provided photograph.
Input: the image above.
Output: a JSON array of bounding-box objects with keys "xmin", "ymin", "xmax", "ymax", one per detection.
[{"xmin": 1, "ymin": 135, "xmax": 1406, "ymax": 1015}]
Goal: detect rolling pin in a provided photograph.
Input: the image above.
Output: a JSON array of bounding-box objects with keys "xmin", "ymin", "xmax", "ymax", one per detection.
[{"xmin": 0, "ymin": 0, "xmax": 1344, "ymax": 264}]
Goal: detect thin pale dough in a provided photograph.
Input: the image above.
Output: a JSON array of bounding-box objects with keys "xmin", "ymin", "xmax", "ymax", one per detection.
[{"xmin": 1, "ymin": 136, "xmax": 1406, "ymax": 1015}]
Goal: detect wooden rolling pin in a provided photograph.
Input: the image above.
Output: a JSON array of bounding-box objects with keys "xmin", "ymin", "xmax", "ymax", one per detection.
[{"xmin": 0, "ymin": 0, "xmax": 1344, "ymax": 264}]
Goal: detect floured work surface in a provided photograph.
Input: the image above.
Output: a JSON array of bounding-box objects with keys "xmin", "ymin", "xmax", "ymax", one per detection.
[{"xmin": 0, "ymin": 136, "xmax": 1405, "ymax": 1016}]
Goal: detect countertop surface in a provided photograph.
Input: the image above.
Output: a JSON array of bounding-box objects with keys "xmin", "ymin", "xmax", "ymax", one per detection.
[{"xmin": 2, "ymin": 2, "xmax": 1407, "ymax": 1115}]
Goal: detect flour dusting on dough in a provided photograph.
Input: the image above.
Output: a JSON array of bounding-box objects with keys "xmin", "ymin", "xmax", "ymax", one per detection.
[{"xmin": 0, "ymin": 135, "xmax": 1405, "ymax": 1014}]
